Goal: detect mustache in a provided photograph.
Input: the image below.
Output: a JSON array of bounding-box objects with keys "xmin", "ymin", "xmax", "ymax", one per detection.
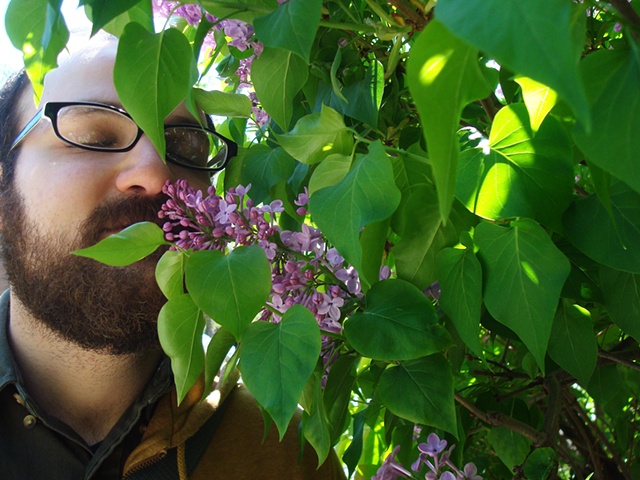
[{"xmin": 79, "ymin": 194, "xmax": 168, "ymax": 248}]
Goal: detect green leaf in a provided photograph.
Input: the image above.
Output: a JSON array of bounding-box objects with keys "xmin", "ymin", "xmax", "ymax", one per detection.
[
  {"xmin": 251, "ymin": 46, "xmax": 308, "ymax": 129},
  {"xmin": 185, "ymin": 246, "xmax": 271, "ymax": 339},
  {"xmin": 515, "ymin": 76, "xmax": 558, "ymax": 133},
  {"xmin": 437, "ymin": 0, "xmax": 590, "ymax": 128},
  {"xmin": 80, "ymin": 0, "xmax": 144, "ymax": 36},
  {"xmin": 278, "ymin": 105, "xmax": 353, "ymax": 164},
  {"xmin": 114, "ymin": 24, "xmax": 196, "ymax": 159},
  {"xmin": 5, "ymin": 0, "xmax": 69, "ymax": 100},
  {"xmin": 308, "ymin": 153, "xmax": 352, "ymax": 196},
  {"xmin": 316, "ymin": 60, "xmax": 385, "ymax": 127},
  {"xmin": 302, "ymin": 373, "xmax": 331, "ymax": 466},
  {"xmin": 344, "ymin": 279, "xmax": 452, "ymax": 361},
  {"xmin": 600, "ymin": 267, "xmax": 640, "ymax": 342},
  {"xmin": 475, "ymin": 219, "xmax": 570, "ymax": 371},
  {"xmin": 489, "ymin": 427, "xmax": 531, "ymax": 471},
  {"xmin": 253, "ymin": 0, "xmax": 322, "ymax": 63},
  {"xmin": 155, "ymin": 250, "xmax": 186, "ymax": 300},
  {"xmin": 240, "ymin": 145, "xmax": 297, "ymax": 203},
  {"xmin": 203, "ymin": 327, "xmax": 236, "ymax": 399},
  {"xmin": 200, "ymin": 0, "xmax": 277, "ymax": 22},
  {"xmin": 73, "ymin": 222, "xmax": 167, "ymax": 266},
  {"xmin": 573, "ymin": 49, "xmax": 640, "ymax": 194},
  {"xmin": 309, "ymin": 141, "xmax": 401, "ymax": 285},
  {"xmin": 158, "ymin": 294, "xmax": 206, "ymax": 404},
  {"xmin": 240, "ymin": 305, "xmax": 321, "ymax": 438},
  {"xmin": 323, "ymin": 354, "xmax": 358, "ymax": 443},
  {"xmin": 548, "ymin": 301, "xmax": 597, "ymax": 385},
  {"xmin": 194, "ymin": 88, "xmax": 253, "ymax": 118},
  {"xmin": 524, "ymin": 448, "xmax": 558, "ymax": 480},
  {"xmin": 394, "ymin": 185, "xmax": 473, "ymax": 289},
  {"xmin": 563, "ymin": 181, "xmax": 640, "ymax": 273},
  {"xmin": 436, "ymin": 247, "xmax": 483, "ymax": 357},
  {"xmin": 456, "ymin": 104, "xmax": 574, "ymax": 229},
  {"xmin": 90, "ymin": 1, "xmax": 154, "ymax": 37},
  {"xmin": 406, "ymin": 20, "xmax": 491, "ymax": 220},
  {"xmin": 587, "ymin": 365, "xmax": 631, "ymax": 419},
  {"xmin": 378, "ymin": 354, "xmax": 457, "ymax": 435}
]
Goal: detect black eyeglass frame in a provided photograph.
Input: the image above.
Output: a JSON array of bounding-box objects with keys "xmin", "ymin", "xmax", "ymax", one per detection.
[{"xmin": 9, "ymin": 101, "xmax": 238, "ymax": 173}]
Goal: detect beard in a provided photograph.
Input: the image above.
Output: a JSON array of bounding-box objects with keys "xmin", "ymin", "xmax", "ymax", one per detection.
[{"xmin": 0, "ymin": 181, "xmax": 169, "ymax": 355}]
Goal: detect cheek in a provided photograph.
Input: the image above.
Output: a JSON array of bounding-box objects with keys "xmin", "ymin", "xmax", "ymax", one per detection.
[{"xmin": 13, "ymin": 151, "xmax": 112, "ymax": 236}]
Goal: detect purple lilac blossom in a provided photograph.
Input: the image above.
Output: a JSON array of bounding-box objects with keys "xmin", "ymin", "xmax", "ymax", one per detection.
[
  {"xmin": 159, "ymin": 179, "xmax": 361, "ymax": 334},
  {"xmin": 372, "ymin": 446, "xmax": 413, "ymax": 480}
]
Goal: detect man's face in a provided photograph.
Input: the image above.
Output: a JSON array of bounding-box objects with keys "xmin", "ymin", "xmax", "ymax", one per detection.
[{"xmin": 0, "ymin": 38, "xmax": 210, "ymax": 354}]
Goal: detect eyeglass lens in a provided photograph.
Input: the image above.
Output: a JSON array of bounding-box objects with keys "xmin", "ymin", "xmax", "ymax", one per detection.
[{"xmin": 55, "ymin": 105, "xmax": 227, "ymax": 169}]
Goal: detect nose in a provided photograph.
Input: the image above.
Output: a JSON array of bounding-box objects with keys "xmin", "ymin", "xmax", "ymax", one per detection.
[{"xmin": 114, "ymin": 135, "xmax": 173, "ymax": 196}]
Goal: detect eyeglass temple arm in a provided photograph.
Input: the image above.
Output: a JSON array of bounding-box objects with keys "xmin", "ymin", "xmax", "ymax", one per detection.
[{"xmin": 9, "ymin": 109, "xmax": 45, "ymax": 152}]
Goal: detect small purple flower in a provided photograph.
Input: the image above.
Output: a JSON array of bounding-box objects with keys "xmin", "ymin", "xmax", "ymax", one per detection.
[
  {"xmin": 439, "ymin": 473, "xmax": 456, "ymax": 480},
  {"xmin": 372, "ymin": 446, "xmax": 413, "ymax": 480},
  {"xmin": 418, "ymin": 434, "xmax": 448, "ymax": 457},
  {"xmin": 462, "ymin": 463, "xmax": 482, "ymax": 480}
]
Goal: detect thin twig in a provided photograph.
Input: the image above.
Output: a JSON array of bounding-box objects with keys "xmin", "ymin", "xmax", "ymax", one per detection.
[
  {"xmin": 598, "ymin": 350, "xmax": 640, "ymax": 373},
  {"xmin": 454, "ymin": 392, "xmax": 546, "ymax": 445},
  {"xmin": 387, "ymin": 0, "xmax": 427, "ymax": 29}
]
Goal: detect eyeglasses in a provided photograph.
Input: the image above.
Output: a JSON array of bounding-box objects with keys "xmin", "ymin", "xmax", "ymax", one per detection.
[{"xmin": 9, "ymin": 101, "xmax": 238, "ymax": 173}]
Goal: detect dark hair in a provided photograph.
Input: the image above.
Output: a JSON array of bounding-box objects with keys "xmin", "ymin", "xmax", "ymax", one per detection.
[{"xmin": 0, "ymin": 69, "xmax": 31, "ymax": 188}]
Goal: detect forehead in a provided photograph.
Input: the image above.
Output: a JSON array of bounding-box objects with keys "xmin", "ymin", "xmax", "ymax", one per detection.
[{"xmin": 40, "ymin": 37, "xmax": 120, "ymax": 106}]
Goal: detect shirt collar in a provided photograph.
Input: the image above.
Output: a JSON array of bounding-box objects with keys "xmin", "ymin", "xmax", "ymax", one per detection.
[{"xmin": 0, "ymin": 290, "xmax": 17, "ymax": 388}]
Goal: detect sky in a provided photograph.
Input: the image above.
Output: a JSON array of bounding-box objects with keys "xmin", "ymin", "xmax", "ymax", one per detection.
[{"xmin": 0, "ymin": 0, "xmax": 90, "ymax": 81}]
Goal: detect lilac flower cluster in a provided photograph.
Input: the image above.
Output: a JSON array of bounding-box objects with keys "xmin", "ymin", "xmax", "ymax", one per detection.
[
  {"xmin": 152, "ymin": 1, "xmax": 270, "ymax": 126},
  {"xmin": 158, "ymin": 180, "xmax": 362, "ymax": 336},
  {"xmin": 373, "ymin": 434, "xmax": 482, "ymax": 480}
]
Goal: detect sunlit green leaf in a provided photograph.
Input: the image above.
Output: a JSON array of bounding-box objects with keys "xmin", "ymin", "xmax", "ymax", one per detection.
[
  {"xmin": 489, "ymin": 427, "xmax": 531, "ymax": 470},
  {"xmin": 155, "ymin": 249, "xmax": 185, "ymax": 300},
  {"xmin": 573, "ymin": 48, "xmax": 640, "ymax": 194},
  {"xmin": 456, "ymin": 104, "xmax": 574, "ymax": 229},
  {"xmin": 563, "ymin": 181, "xmax": 640, "ymax": 274},
  {"xmin": 240, "ymin": 305, "xmax": 321, "ymax": 438},
  {"xmin": 308, "ymin": 153, "xmax": 352, "ymax": 196},
  {"xmin": 185, "ymin": 246, "xmax": 271, "ymax": 339},
  {"xmin": 278, "ymin": 105, "xmax": 353, "ymax": 164},
  {"xmin": 406, "ymin": 20, "xmax": 491, "ymax": 220},
  {"xmin": 158, "ymin": 294, "xmax": 205, "ymax": 404},
  {"xmin": 515, "ymin": 76, "xmax": 558, "ymax": 133},
  {"xmin": 309, "ymin": 141, "xmax": 400, "ymax": 285},
  {"xmin": 600, "ymin": 267, "xmax": 640, "ymax": 342},
  {"xmin": 548, "ymin": 301, "xmax": 597, "ymax": 385},
  {"xmin": 114, "ymin": 24, "xmax": 196, "ymax": 159},
  {"xmin": 194, "ymin": 88, "xmax": 253, "ymax": 117},
  {"xmin": 345, "ymin": 279, "xmax": 451, "ymax": 360},
  {"xmin": 436, "ymin": 247, "xmax": 483, "ymax": 357},
  {"xmin": 475, "ymin": 219, "xmax": 570, "ymax": 371},
  {"xmin": 6, "ymin": 0, "xmax": 69, "ymax": 99},
  {"xmin": 252, "ymin": 46, "xmax": 308, "ymax": 129},
  {"xmin": 379, "ymin": 354, "xmax": 457, "ymax": 435},
  {"xmin": 73, "ymin": 222, "xmax": 167, "ymax": 266},
  {"xmin": 437, "ymin": 0, "xmax": 590, "ymax": 128},
  {"xmin": 253, "ymin": 0, "xmax": 321, "ymax": 63}
]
